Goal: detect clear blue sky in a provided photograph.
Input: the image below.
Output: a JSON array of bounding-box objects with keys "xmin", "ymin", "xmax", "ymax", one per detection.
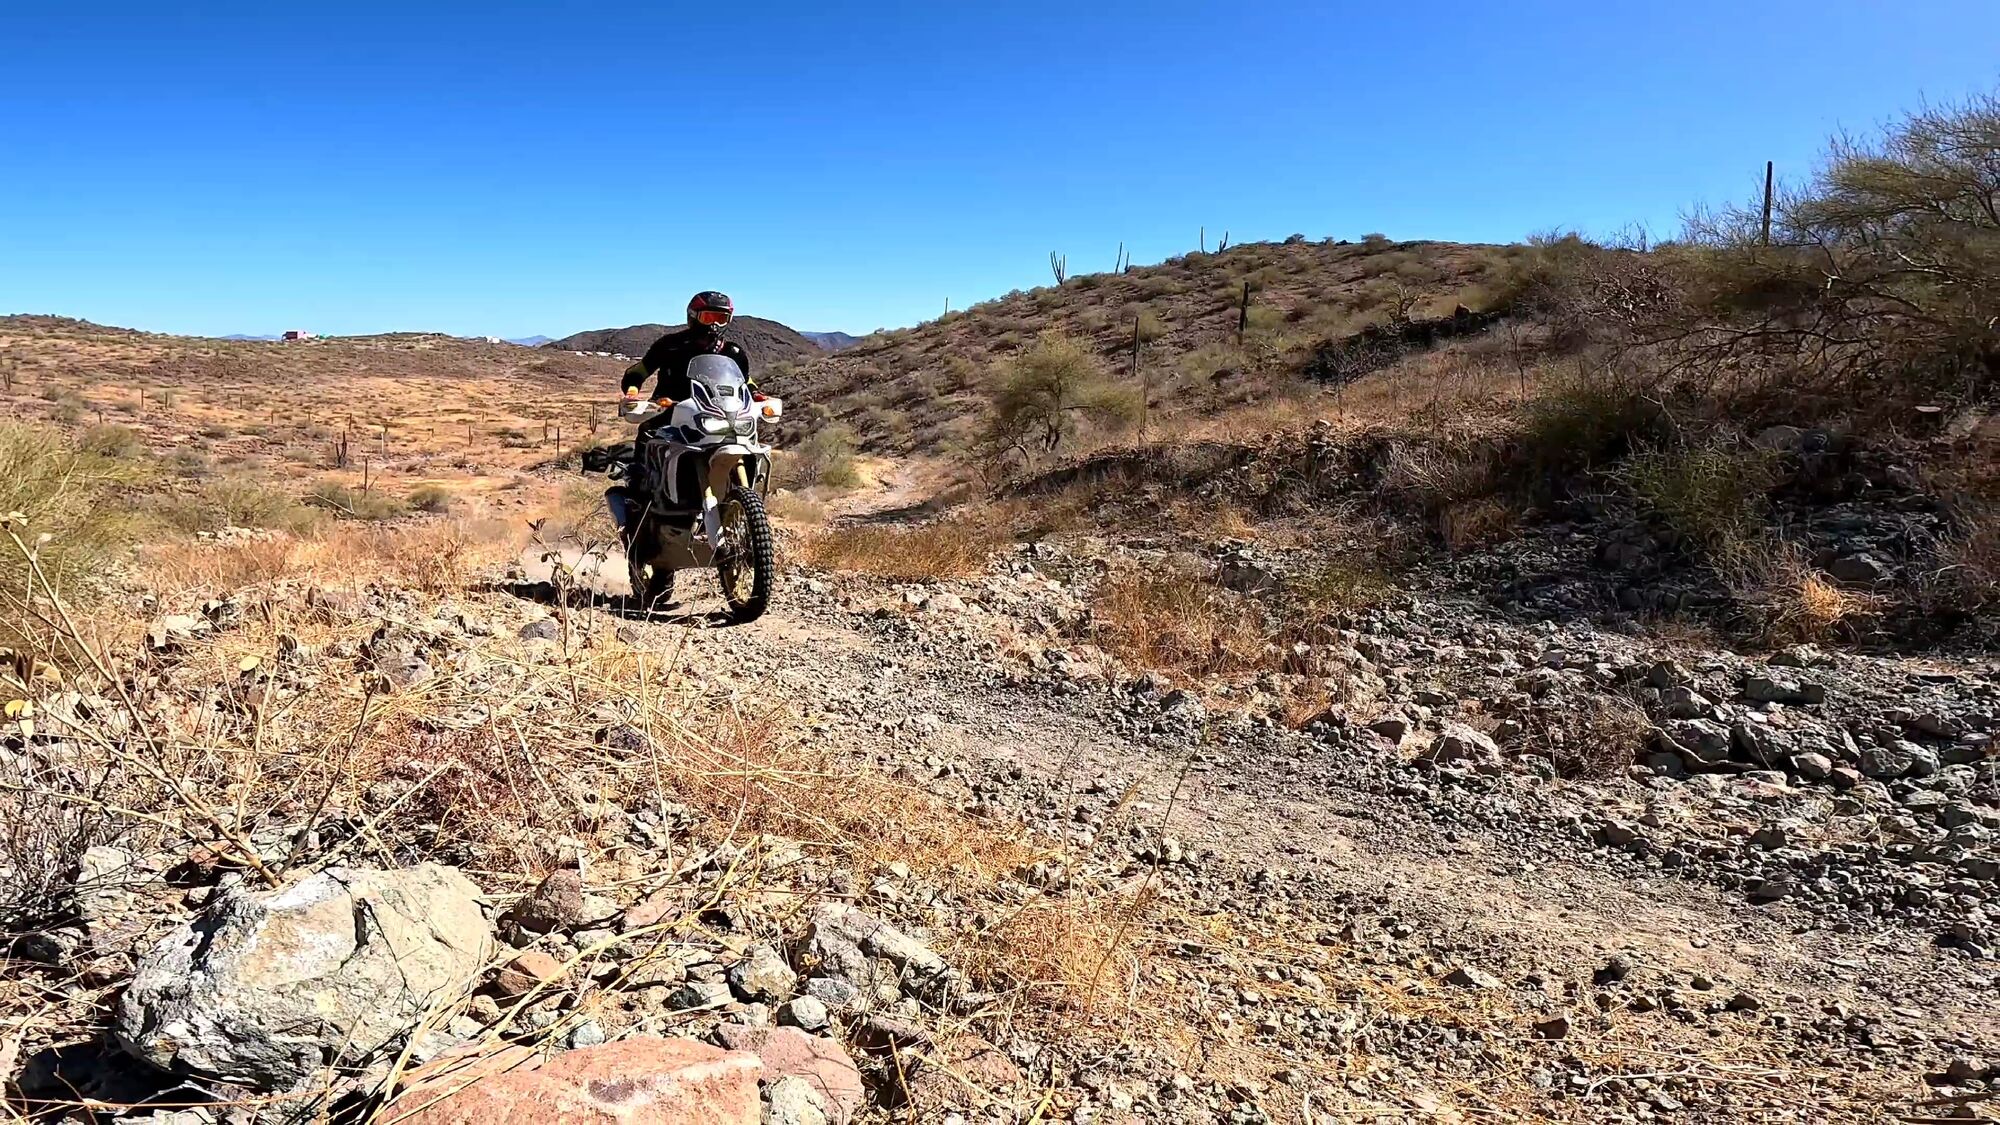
[{"xmin": 3, "ymin": 2, "xmax": 1993, "ymax": 339}]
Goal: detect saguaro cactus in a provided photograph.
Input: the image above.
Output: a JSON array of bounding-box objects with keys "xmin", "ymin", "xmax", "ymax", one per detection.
[{"xmin": 1049, "ymin": 251, "xmax": 1068, "ymax": 284}]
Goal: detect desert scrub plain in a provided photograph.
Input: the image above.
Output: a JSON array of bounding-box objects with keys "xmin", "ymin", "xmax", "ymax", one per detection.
[{"xmin": 0, "ymin": 91, "xmax": 1996, "ymax": 1125}]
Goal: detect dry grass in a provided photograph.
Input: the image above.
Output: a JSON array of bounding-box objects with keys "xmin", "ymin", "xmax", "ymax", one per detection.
[
  {"xmin": 800, "ymin": 512, "xmax": 1013, "ymax": 580},
  {"xmin": 1089, "ymin": 566, "xmax": 1267, "ymax": 678},
  {"xmin": 1733, "ymin": 543, "xmax": 1882, "ymax": 645},
  {"xmin": 1438, "ymin": 496, "xmax": 1518, "ymax": 551}
]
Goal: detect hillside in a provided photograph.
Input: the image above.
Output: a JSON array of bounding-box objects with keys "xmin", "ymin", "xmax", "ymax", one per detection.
[
  {"xmin": 547, "ymin": 316, "xmax": 824, "ymax": 367},
  {"xmin": 767, "ymin": 236, "xmax": 1514, "ymax": 453}
]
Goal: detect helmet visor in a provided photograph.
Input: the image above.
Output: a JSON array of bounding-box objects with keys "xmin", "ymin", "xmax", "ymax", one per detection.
[{"xmin": 693, "ymin": 308, "xmax": 733, "ymax": 327}]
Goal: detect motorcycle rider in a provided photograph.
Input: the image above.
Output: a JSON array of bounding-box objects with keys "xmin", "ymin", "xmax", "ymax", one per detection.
[{"xmin": 620, "ymin": 291, "xmax": 754, "ymax": 411}]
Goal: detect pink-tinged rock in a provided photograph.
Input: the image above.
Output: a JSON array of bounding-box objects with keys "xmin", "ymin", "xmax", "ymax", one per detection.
[
  {"xmin": 493, "ymin": 951, "xmax": 566, "ymax": 999},
  {"xmin": 380, "ymin": 1037, "xmax": 760, "ymax": 1125},
  {"xmin": 711, "ymin": 1026, "xmax": 864, "ymax": 1125}
]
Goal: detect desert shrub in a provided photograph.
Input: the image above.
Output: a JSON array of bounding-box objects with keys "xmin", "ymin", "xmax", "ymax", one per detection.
[
  {"xmin": 1521, "ymin": 695, "xmax": 1653, "ymax": 779},
  {"xmin": 408, "ymin": 483, "xmax": 454, "ymax": 513},
  {"xmin": 1438, "ymin": 496, "xmax": 1519, "ymax": 551},
  {"xmin": 307, "ymin": 481, "xmax": 408, "ymax": 521},
  {"xmin": 166, "ymin": 447, "xmax": 212, "ymax": 479},
  {"xmin": 1280, "ymin": 552, "xmax": 1396, "ymax": 625},
  {"xmin": 1361, "ymin": 232, "xmax": 1393, "ymax": 249},
  {"xmin": 1090, "ymin": 566, "xmax": 1267, "ymax": 678},
  {"xmin": 940, "ymin": 354, "xmax": 980, "ymax": 392},
  {"xmin": 1615, "ymin": 443, "xmax": 1776, "ymax": 555},
  {"xmin": 0, "ymin": 424, "xmax": 141, "ymax": 630},
  {"xmin": 80, "ymin": 423, "xmax": 146, "ymax": 459},
  {"xmin": 42, "ymin": 389, "xmax": 86, "ymax": 424},
  {"xmin": 1675, "ymin": 93, "xmax": 1999, "ymax": 407},
  {"xmin": 782, "ymin": 424, "xmax": 860, "ymax": 490},
  {"xmin": 983, "ymin": 332, "xmax": 1141, "ymax": 460},
  {"xmin": 1735, "ymin": 542, "xmax": 1881, "ymax": 644},
  {"xmin": 1, "ymin": 750, "xmax": 117, "ymax": 937},
  {"xmin": 1516, "ymin": 373, "xmax": 1664, "ymax": 475},
  {"xmin": 148, "ymin": 477, "xmax": 322, "ymax": 535},
  {"xmin": 1244, "ymin": 305, "xmax": 1287, "ymax": 334},
  {"xmin": 1134, "ymin": 311, "xmax": 1167, "ymax": 344}
]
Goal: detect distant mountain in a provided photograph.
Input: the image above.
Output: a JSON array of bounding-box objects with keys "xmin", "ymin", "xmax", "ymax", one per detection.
[
  {"xmin": 222, "ymin": 333, "xmax": 280, "ymax": 341},
  {"xmin": 546, "ymin": 317, "xmax": 823, "ymax": 366},
  {"xmin": 506, "ymin": 335, "xmax": 553, "ymax": 347},
  {"xmin": 800, "ymin": 330, "xmax": 861, "ymax": 351}
]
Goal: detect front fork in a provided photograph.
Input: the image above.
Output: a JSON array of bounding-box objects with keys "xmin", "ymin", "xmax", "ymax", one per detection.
[{"xmin": 699, "ymin": 464, "xmax": 754, "ymax": 551}]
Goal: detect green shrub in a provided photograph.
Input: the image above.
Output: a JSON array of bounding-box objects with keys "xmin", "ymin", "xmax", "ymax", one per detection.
[
  {"xmin": 1517, "ymin": 375, "xmax": 1662, "ymax": 475},
  {"xmin": 408, "ymin": 483, "xmax": 454, "ymax": 513},
  {"xmin": 1245, "ymin": 305, "xmax": 1287, "ymax": 334},
  {"xmin": 1135, "ymin": 311, "xmax": 1167, "ymax": 344},
  {"xmin": 984, "ymin": 331, "xmax": 1142, "ymax": 459},
  {"xmin": 0, "ymin": 424, "xmax": 142, "ymax": 632},
  {"xmin": 1616, "ymin": 443, "xmax": 1776, "ymax": 554},
  {"xmin": 80, "ymin": 424, "xmax": 146, "ymax": 459}
]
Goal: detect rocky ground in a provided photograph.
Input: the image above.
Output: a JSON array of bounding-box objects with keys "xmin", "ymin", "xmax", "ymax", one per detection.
[{"xmin": 3, "ymin": 516, "xmax": 1995, "ymax": 1124}]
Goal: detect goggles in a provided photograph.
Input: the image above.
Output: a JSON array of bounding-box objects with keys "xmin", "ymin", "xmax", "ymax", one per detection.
[{"xmin": 693, "ymin": 309, "xmax": 733, "ymax": 326}]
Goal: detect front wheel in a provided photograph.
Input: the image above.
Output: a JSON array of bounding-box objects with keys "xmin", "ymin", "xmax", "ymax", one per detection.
[{"xmin": 715, "ymin": 486, "xmax": 774, "ymax": 624}]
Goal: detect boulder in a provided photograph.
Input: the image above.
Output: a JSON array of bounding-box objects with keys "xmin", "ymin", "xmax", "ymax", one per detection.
[
  {"xmin": 765, "ymin": 1075, "xmax": 829, "ymax": 1125},
  {"xmin": 116, "ymin": 864, "xmax": 490, "ymax": 1090},
  {"xmin": 508, "ymin": 869, "xmax": 615, "ymax": 935},
  {"xmin": 1425, "ymin": 723, "xmax": 1499, "ymax": 766},
  {"xmin": 801, "ymin": 904, "xmax": 950, "ymax": 997},
  {"xmin": 728, "ymin": 944, "xmax": 797, "ymax": 1005},
  {"xmin": 710, "ymin": 1027, "xmax": 862, "ymax": 1125},
  {"xmin": 1828, "ymin": 553, "xmax": 1892, "ymax": 587},
  {"xmin": 383, "ymin": 1038, "xmax": 760, "ymax": 1125}
]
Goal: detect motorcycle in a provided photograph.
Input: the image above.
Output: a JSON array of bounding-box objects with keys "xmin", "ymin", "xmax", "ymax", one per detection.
[{"xmin": 594, "ymin": 354, "xmax": 781, "ymax": 623}]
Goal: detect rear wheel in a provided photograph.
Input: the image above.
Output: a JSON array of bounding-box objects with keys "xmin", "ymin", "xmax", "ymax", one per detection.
[{"xmin": 715, "ymin": 486, "xmax": 774, "ymax": 624}]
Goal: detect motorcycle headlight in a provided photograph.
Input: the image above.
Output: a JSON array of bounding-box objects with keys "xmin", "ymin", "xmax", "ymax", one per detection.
[
  {"xmin": 697, "ymin": 415, "xmax": 732, "ymax": 436},
  {"xmin": 731, "ymin": 415, "xmax": 757, "ymax": 437}
]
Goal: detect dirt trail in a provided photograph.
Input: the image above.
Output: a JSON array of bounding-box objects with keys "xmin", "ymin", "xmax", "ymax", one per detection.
[{"xmin": 540, "ymin": 549, "xmax": 1995, "ymax": 1102}]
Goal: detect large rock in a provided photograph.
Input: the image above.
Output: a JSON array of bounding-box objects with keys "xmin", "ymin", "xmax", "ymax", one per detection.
[
  {"xmin": 801, "ymin": 904, "xmax": 950, "ymax": 997},
  {"xmin": 728, "ymin": 943, "xmax": 797, "ymax": 1004},
  {"xmin": 116, "ymin": 864, "xmax": 490, "ymax": 1090},
  {"xmin": 383, "ymin": 1038, "xmax": 760, "ymax": 1125},
  {"xmin": 507, "ymin": 869, "xmax": 616, "ymax": 935},
  {"xmin": 711, "ymin": 1026, "xmax": 862, "ymax": 1125},
  {"xmin": 1425, "ymin": 723, "xmax": 1500, "ymax": 767}
]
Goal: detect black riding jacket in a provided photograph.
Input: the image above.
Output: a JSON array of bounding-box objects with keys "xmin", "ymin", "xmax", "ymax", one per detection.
[{"xmin": 621, "ymin": 326, "xmax": 753, "ymax": 402}]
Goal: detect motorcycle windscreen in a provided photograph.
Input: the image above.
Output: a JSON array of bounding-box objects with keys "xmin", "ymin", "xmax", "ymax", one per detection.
[{"xmin": 685, "ymin": 354, "xmax": 750, "ymax": 415}]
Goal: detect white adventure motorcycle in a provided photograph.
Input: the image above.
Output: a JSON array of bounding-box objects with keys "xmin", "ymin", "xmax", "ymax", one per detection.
[{"xmin": 602, "ymin": 354, "xmax": 781, "ymax": 623}]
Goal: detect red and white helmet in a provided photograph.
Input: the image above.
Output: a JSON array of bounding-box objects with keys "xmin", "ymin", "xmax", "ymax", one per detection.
[{"xmin": 687, "ymin": 291, "xmax": 734, "ymax": 329}]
